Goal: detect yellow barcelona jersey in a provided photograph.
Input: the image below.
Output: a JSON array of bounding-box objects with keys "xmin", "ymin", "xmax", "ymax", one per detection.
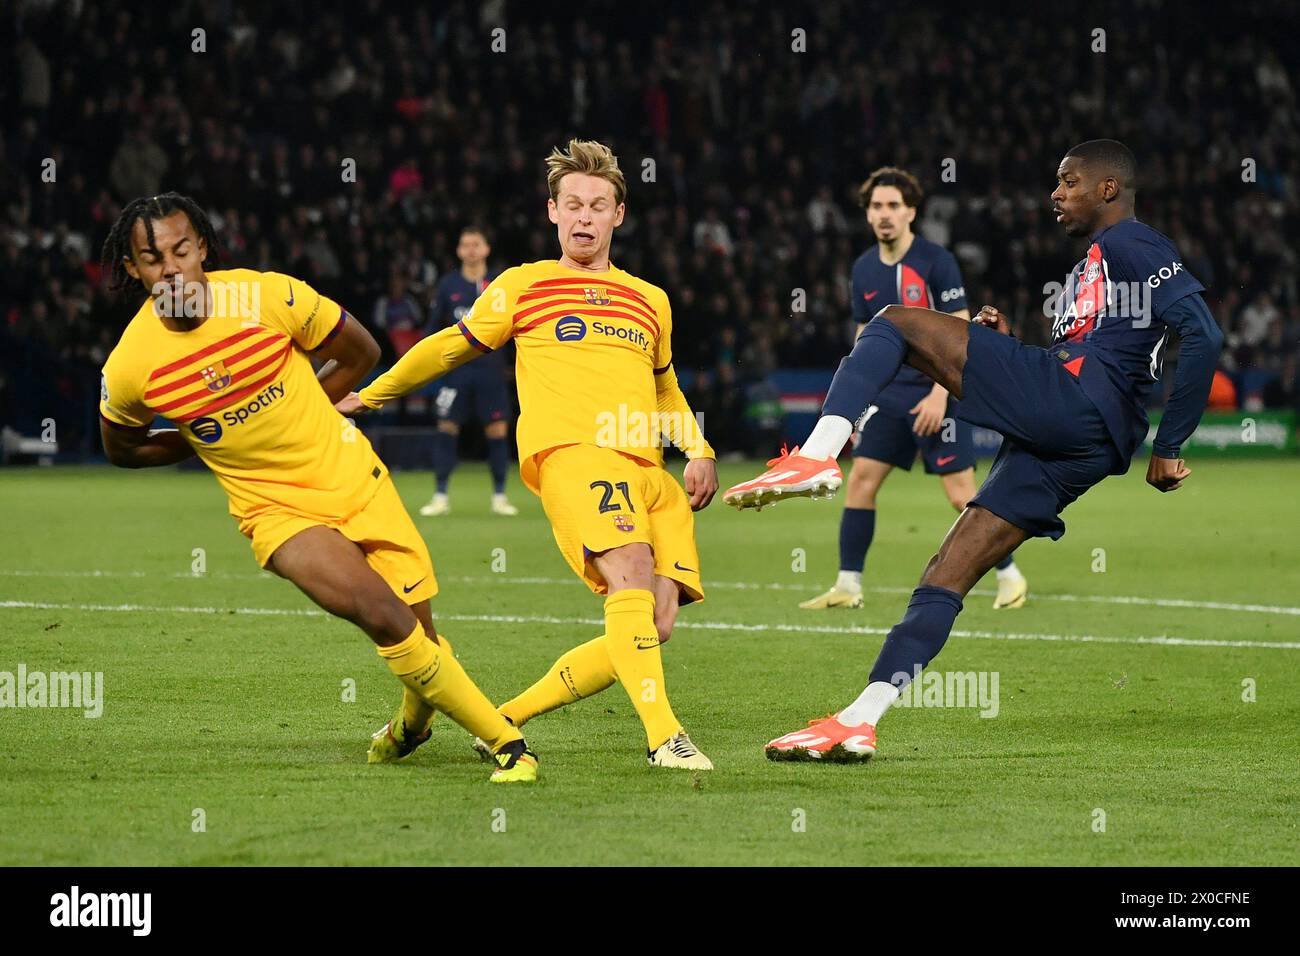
[
  {"xmin": 99, "ymin": 268, "xmax": 386, "ymax": 522},
  {"xmin": 453, "ymin": 260, "xmax": 673, "ymax": 490}
]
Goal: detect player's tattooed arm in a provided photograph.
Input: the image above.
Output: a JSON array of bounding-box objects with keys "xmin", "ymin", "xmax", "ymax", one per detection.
[
  {"xmin": 311, "ymin": 313, "xmax": 381, "ymax": 404},
  {"xmin": 100, "ymin": 419, "xmax": 196, "ymax": 468}
]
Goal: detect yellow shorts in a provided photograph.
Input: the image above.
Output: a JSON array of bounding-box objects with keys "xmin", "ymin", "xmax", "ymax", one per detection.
[
  {"xmin": 535, "ymin": 444, "xmax": 703, "ymax": 603},
  {"xmin": 240, "ymin": 475, "xmax": 438, "ymax": 605}
]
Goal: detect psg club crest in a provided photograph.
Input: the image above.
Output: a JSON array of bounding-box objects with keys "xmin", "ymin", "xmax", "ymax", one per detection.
[
  {"xmin": 201, "ymin": 360, "xmax": 232, "ymax": 392},
  {"xmin": 904, "ymin": 283, "xmax": 922, "ymax": 303},
  {"xmin": 1083, "ymin": 260, "xmax": 1102, "ymax": 284},
  {"xmin": 584, "ymin": 287, "xmax": 611, "ymax": 306},
  {"xmin": 614, "ymin": 514, "xmax": 635, "ymax": 533}
]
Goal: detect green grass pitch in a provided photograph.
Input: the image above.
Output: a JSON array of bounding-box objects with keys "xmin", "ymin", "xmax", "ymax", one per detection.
[{"xmin": 1, "ymin": 458, "xmax": 1298, "ymax": 866}]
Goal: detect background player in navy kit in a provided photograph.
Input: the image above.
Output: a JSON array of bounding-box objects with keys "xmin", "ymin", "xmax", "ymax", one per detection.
[
  {"xmin": 735, "ymin": 139, "xmax": 1225, "ymax": 761},
  {"xmin": 801, "ymin": 168, "xmax": 1027, "ymax": 612},
  {"xmin": 420, "ymin": 226, "xmax": 518, "ymax": 517}
]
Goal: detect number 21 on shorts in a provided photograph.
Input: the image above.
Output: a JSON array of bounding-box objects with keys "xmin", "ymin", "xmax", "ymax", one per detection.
[{"xmin": 590, "ymin": 480, "xmax": 635, "ymax": 513}]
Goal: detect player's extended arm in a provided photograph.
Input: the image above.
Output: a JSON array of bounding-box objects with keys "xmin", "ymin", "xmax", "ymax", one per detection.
[
  {"xmin": 100, "ymin": 420, "xmax": 197, "ymax": 469},
  {"xmin": 1147, "ymin": 293, "xmax": 1225, "ymax": 492},
  {"xmin": 353, "ymin": 325, "xmax": 480, "ymax": 410},
  {"xmin": 311, "ymin": 313, "xmax": 381, "ymax": 404},
  {"xmin": 655, "ymin": 364, "xmax": 718, "ymax": 509}
]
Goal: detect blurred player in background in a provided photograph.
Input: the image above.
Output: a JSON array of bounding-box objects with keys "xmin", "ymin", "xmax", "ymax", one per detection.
[
  {"xmin": 800, "ymin": 167, "xmax": 1028, "ymax": 612},
  {"xmin": 421, "ymin": 226, "xmax": 518, "ymax": 517},
  {"xmin": 97, "ymin": 193, "xmax": 537, "ymax": 783},
  {"xmin": 341, "ymin": 140, "xmax": 719, "ymax": 770},
  {"xmin": 727, "ymin": 140, "xmax": 1223, "ymax": 762}
]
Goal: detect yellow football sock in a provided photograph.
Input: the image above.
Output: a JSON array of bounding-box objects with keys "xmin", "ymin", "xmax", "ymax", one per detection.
[
  {"xmin": 500, "ymin": 635, "xmax": 616, "ymax": 727},
  {"xmin": 399, "ymin": 687, "xmax": 434, "ymax": 735},
  {"xmin": 377, "ymin": 624, "xmax": 520, "ymax": 752},
  {"xmin": 397, "ymin": 632, "xmax": 448, "ymax": 735},
  {"xmin": 603, "ymin": 589, "xmax": 681, "ymax": 750}
]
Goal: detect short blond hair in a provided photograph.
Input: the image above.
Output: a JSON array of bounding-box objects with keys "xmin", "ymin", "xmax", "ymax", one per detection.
[{"xmin": 545, "ymin": 139, "xmax": 627, "ymax": 206}]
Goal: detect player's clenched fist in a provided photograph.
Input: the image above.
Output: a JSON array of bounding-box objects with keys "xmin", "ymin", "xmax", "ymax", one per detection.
[
  {"xmin": 683, "ymin": 457, "xmax": 719, "ymax": 511},
  {"xmin": 1146, "ymin": 454, "xmax": 1191, "ymax": 492},
  {"xmin": 974, "ymin": 305, "xmax": 1011, "ymax": 335},
  {"xmin": 335, "ymin": 392, "xmax": 366, "ymax": 415}
]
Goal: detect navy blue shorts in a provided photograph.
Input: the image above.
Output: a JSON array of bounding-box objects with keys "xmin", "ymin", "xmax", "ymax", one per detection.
[
  {"xmin": 852, "ymin": 402, "xmax": 976, "ymax": 475},
  {"xmin": 953, "ymin": 323, "xmax": 1125, "ymax": 540},
  {"xmin": 431, "ymin": 359, "xmax": 510, "ymax": 426}
]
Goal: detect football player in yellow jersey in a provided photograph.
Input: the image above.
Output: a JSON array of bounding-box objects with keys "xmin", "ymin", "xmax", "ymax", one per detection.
[
  {"xmin": 96, "ymin": 193, "xmax": 537, "ymax": 783},
  {"xmin": 338, "ymin": 141, "xmax": 718, "ymax": 769}
]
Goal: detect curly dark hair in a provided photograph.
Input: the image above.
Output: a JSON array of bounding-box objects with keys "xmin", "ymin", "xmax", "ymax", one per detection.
[
  {"xmin": 100, "ymin": 193, "xmax": 220, "ymax": 303},
  {"xmin": 857, "ymin": 166, "xmax": 924, "ymax": 210}
]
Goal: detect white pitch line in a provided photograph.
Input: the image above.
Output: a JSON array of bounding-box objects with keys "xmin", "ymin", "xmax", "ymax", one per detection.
[
  {"xmin": 2, "ymin": 567, "xmax": 1297, "ymax": 617},
  {"xmin": 2, "ymin": 599, "xmax": 1298, "ymax": 651}
]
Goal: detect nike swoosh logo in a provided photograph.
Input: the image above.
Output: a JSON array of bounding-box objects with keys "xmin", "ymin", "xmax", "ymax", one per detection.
[
  {"xmin": 863, "ymin": 291, "xmax": 878, "ymax": 300},
  {"xmin": 673, "ymin": 561, "xmax": 695, "ymax": 573},
  {"xmin": 635, "ymin": 636, "xmax": 660, "ymax": 651},
  {"xmin": 936, "ymin": 455, "xmax": 957, "ymax": 466},
  {"xmin": 285, "ymin": 281, "xmax": 295, "ymax": 306},
  {"xmin": 403, "ymin": 577, "xmax": 426, "ymax": 594}
]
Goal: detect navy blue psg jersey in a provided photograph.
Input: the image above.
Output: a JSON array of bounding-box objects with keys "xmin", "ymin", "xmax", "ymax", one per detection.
[
  {"xmin": 430, "ymin": 269, "xmax": 496, "ymax": 331},
  {"xmin": 852, "ymin": 235, "xmax": 967, "ymax": 415},
  {"xmin": 1048, "ymin": 218, "xmax": 1205, "ymax": 458}
]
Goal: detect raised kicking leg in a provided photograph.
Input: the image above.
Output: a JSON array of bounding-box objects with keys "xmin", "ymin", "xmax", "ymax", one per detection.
[{"xmin": 724, "ymin": 305, "xmax": 988, "ymax": 508}]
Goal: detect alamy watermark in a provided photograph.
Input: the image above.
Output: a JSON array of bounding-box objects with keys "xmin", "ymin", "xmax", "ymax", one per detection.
[
  {"xmin": 890, "ymin": 666, "xmax": 1000, "ymax": 718},
  {"xmin": 1, "ymin": 665, "xmax": 103, "ymax": 718},
  {"xmin": 149, "ymin": 277, "xmax": 263, "ymax": 322},
  {"xmin": 594, "ymin": 404, "xmax": 707, "ymax": 452}
]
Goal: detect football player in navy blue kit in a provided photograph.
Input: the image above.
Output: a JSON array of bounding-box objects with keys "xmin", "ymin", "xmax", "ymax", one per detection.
[
  {"xmin": 728, "ymin": 140, "xmax": 1224, "ymax": 762},
  {"xmin": 800, "ymin": 168, "xmax": 1027, "ymax": 613},
  {"xmin": 420, "ymin": 226, "xmax": 518, "ymax": 516}
]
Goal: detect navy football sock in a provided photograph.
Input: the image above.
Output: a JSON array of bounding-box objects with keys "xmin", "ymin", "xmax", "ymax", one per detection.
[
  {"xmin": 995, "ymin": 552, "xmax": 1015, "ymax": 571},
  {"xmin": 434, "ymin": 431, "xmax": 458, "ymax": 494},
  {"xmin": 867, "ymin": 585, "xmax": 964, "ymax": 687},
  {"xmin": 839, "ymin": 507, "xmax": 876, "ymax": 573},
  {"xmin": 822, "ymin": 317, "xmax": 908, "ymax": 424},
  {"xmin": 486, "ymin": 436, "xmax": 509, "ymax": 494}
]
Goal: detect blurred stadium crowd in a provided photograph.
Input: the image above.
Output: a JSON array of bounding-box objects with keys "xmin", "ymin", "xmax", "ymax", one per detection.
[{"xmin": 3, "ymin": 0, "xmax": 1298, "ymax": 458}]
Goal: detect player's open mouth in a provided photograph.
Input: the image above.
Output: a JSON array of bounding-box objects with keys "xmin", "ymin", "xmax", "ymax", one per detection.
[{"xmin": 573, "ymin": 231, "xmax": 595, "ymax": 242}]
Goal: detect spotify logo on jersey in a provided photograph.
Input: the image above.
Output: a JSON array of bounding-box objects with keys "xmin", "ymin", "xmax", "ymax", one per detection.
[
  {"xmin": 190, "ymin": 417, "xmax": 223, "ymax": 444},
  {"xmin": 555, "ymin": 316, "xmax": 587, "ymax": 341}
]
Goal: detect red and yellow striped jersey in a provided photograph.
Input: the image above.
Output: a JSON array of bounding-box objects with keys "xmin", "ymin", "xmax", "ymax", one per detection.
[
  {"xmin": 453, "ymin": 260, "xmax": 673, "ymax": 490},
  {"xmin": 99, "ymin": 269, "xmax": 386, "ymax": 522}
]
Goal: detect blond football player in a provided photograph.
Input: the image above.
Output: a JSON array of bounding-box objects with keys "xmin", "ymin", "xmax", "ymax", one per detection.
[{"xmin": 339, "ymin": 141, "xmax": 718, "ymax": 769}]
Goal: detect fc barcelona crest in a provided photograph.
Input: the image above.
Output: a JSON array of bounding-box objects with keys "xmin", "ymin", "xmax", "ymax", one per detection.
[
  {"xmin": 614, "ymin": 514, "xmax": 635, "ymax": 533},
  {"xmin": 584, "ymin": 287, "xmax": 611, "ymax": 306},
  {"xmin": 201, "ymin": 360, "xmax": 232, "ymax": 392}
]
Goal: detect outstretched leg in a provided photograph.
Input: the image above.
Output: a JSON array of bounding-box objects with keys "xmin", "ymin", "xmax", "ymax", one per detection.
[
  {"xmin": 267, "ymin": 526, "xmax": 522, "ymax": 756},
  {"xmin": 816, "ymin": 305, "xmax": 973, "ymax": 452},
  {"xmin": 724, "ymin": 305, "xmax": 991, "ymax": 510}
]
